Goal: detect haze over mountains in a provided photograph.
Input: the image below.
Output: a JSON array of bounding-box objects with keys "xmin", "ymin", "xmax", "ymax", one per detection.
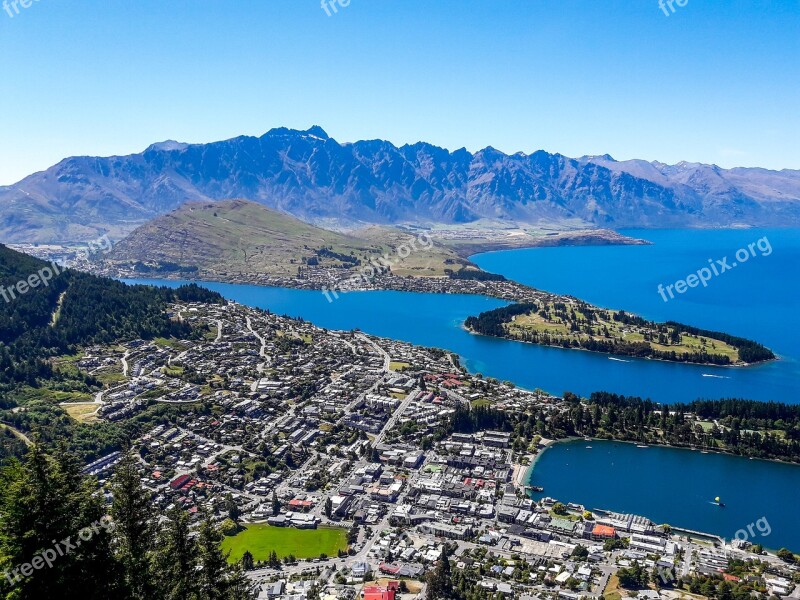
[{"xmin": 2, "ymin": 126, "xmax": 799, "ymax": 243}]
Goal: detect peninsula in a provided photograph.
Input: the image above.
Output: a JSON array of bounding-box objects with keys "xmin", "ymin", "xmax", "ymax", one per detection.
[{"xmin": 464, "ymin": 301, "xmax": 775, "ymax": 366}]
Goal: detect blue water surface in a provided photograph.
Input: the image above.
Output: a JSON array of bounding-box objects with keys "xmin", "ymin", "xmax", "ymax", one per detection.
[
  {"xmin": 528, "ymin": 439, "xmax": 800, "ymax": 551},
  {"xmin": 126, "ymin": 229, "xmax": 799, "ymax": 403}
]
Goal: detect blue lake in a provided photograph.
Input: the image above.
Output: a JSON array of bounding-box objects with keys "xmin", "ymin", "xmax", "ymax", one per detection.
[
  {"xmin": 472, "ymin": 228, "xmax": 800, "ymax": 403},
  {"xmin": 126, "ymin": 229, "xmax": 799, "ymax": 403},
  {"xmin": 527, "ymin": 439, "xmax": 800, "ymax": 552},
  {"xmin": 124, "ymin": 227, "xmax": 800, "ymax": 547}
]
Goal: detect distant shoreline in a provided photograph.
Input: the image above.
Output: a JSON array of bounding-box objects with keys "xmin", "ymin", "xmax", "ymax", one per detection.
[{"xmin": 96, "ymin": 232, "xmax": 773, "ymax": 369}]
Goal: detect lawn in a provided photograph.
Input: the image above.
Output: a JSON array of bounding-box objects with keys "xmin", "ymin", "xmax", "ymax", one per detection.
[
  {"xmin": 94, "ymin": 371, "xmax": 126, "ymax": 386},
  {"xmin": 508, "ymin": 303, "xmax": 740, "ymax": 362},
  {"xmin": 153, "ymin": 337, "xmax": 188, "ymax": 350},
  {"xmin": 162, "ymin": 365, "xmax": 185, "ymax": 377},
  {"xmin": 19, "ymin": 387, "xmax": 93, "ymax": 403},
  {"xmin": 603, "ymin": 574, "xmax": 622, "ymax": 600},
  {"xmin": 221, "ymin": 524, "xmax": 348, "ymax": 563},
  {"xmin": 63, "ymin": 403, "xmax": 100, "ymax": 423}
]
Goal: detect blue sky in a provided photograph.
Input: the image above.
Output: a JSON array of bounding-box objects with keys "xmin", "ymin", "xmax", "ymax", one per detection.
[{"xmin": 0, "ymin": 0, "xmax": 798, "ymax": 184}]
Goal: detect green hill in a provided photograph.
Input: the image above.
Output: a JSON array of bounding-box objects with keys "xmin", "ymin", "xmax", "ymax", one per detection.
[
  {"xmin": 0, "ymin": 244, "xmax": 222, "ymax": 389},
  {"xmin": 0, "ymin": 244, "xmax": 224, "ymax": 462},
  {"xmin": 98, "ymin": 199, "xmax": 472, "ymax": 278}
]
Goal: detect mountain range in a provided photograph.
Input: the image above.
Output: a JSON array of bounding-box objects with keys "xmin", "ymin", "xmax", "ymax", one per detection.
[{"xmin": 2, "ymin": 126, "xmax": 799, "ymax": 243}]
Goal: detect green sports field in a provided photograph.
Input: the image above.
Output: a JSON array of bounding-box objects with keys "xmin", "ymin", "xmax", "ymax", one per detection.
[{"xmin": 221, "ymin": 524, "xmax": 349, "ymax": 563}]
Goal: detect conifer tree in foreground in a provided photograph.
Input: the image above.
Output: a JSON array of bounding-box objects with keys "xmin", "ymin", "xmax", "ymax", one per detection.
[
  {"xmin": 0, "ymin": 445, "xmax": 118, "ymax": 600},
  {"xmin": 110, "ymin": 451, "xmax": 157, "ymax": 600},
  {"xmin": 0, "ymin": 445, "xmax": 257, "ymax": 600}
]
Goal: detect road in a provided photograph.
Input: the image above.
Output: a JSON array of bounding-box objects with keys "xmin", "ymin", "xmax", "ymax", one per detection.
[
  {"xmin": 374, "ymin": 387, "xmax": 420, "ymax": 446},
  {"xmin": 246, "ymin": 315, "xmax": 272, "ymax": 387},
  {"xmin": 121, "ymin": 349, "xmax": 131, "ymax": 376},
  {"xmin": 356, "ymin": 333, "xmax": 390, "ymax": 372},
  {"xmin": 0, "ymin": 423, "xmax": 33, "ymax": 446}
]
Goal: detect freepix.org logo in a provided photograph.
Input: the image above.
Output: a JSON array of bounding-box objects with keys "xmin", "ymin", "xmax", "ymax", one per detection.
[
  {"xmin": 659, "ymin": 0, "xmax": 689, "ymax": 17},
  {"xmin": 321, "ymin": 0, "xmax": 351, "ymax": 17},
  {"xmin": 0, "ymin": 234, "xmax": 113, "ymax": 304},
  {"xmin": 3, "ymin": 0, "xmax": 42, "ymax": 19},
  {"xmin": 3, "ymin": 517, "xmax": 115, "ymax": 588},
  {"xmin": 657, "ymin": 236, "xmax": 772, "ymax": 303}
]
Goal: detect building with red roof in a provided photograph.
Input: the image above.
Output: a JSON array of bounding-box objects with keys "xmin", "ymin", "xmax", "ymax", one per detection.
[
  {"xmin": 362, "ymin": 585, "xmax": 396, "ymax": 600},
  {"xmin": 591, "ymin": 524, "xmax": 616, "ymax": 540},
  {"xmin": 169, "ymin": 474, "xmax": 192, "ymax": 490},
  {"xmin": 288, "ymin": 498, "xmax": 314, "ymax": 511}
]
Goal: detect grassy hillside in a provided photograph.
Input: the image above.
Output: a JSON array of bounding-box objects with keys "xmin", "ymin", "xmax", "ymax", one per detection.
[
  {"xmin": 0, "ymin": 244, "xmax": 222, "ymax": 387},
  {"xmin": 0, "ymin": 244, "xmax": 224, "ymax": 461},
  {"xmin": 99, "ymin": 199, "xmax": 472, "ymax": 278}
]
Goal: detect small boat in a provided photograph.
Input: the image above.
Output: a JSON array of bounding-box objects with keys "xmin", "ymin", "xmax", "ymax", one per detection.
[
  {"xmin": 530, "ymin": 485, "xmax": 544, "ymax": 492},
  {"xmin": 636, "ymin": 444, "xmax": 649, "ymax": 448},
  {"xmin": 585, "ymin": 446, "xmax": 593, "ymax": 449},
  {"xmin": 711, "ymin": 496, "xmax": 725, "ymax": 507},
  {"xmin": 608, "ymin": 357, "xmax": 631, "ymax": 363}
]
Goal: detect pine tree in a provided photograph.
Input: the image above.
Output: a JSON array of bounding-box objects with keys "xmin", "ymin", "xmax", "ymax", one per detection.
[
  {"xmin": 225, "ymin": 493, "xmax": 240, "ymax": 524},
  {"xmin": 268, "ymin": 550, "xmax": 280, "ymax": 568},
  {"xmin": 110, "ymin": 451, "xmax": 157, "ymax": 599},
  {"xmin": 0, "ymin": 445, "xmax": 119, "ymax": 600},
  {"xmin": 155, "ymin": 506, "xmax": 200, "ymax": 600},
  {"xmin": 197, "ymin": 514, "xmax": 231, "ymax": 600},
  {"xmin": 225, "ymin": 563, "xmax": 256, "ymax": 600},
  {"xmin": 426, "ymin": 545, "xmax": 453, "ymax": 599},
  {"xmin": 271, "ymin": 490, "xmax": 281, "ymax": 516}
]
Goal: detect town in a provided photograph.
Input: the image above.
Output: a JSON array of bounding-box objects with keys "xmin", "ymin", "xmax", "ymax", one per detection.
[{"xmin": 67, "ymin": 300, "xmax": 799, "ymax": 600}]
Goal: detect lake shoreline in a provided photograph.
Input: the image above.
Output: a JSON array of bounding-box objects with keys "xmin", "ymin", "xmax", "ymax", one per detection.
[
  {"xmin": 462, "ymin": 323, "xmax": 774, "ymax": 369},
  {"xmin": 524, "ymin": 437, "xmax": 800, "ymax": 552},
  {"xmin": 524, "ymin": 436, "xmax": 800, "ymax": 490},
  {"xmin": 116, "ymin": 266, "xmax": 774, "ymax": 370},
  {"xmin": 121, "ymin": 229, "xmax": 798, "ymax": 404}
]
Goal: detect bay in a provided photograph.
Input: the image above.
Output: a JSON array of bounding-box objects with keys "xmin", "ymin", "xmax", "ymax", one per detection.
[
  {"xmin": 527, "ymin": 439, "xmax": 800, "ymax": 551},
  {"xmin": 472, "ymin": 228, "xmax": 800, "ymax": 403}
]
